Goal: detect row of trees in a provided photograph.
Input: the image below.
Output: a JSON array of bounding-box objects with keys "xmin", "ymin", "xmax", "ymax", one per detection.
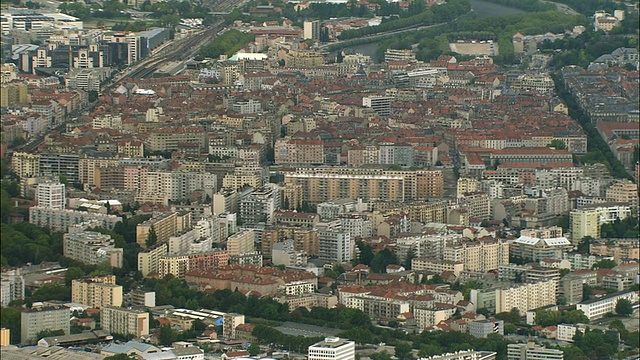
[
  {"xmin": 199, "ymin": 30, "xmax": 256, "ymax": 59},
  {"xmin": 338, "ymin": 0, "xmax": 471, "ymax": 40},
  {"xmin": 58, "ymin": 1, "xmax": 129, "ymax": 20},
  {"xmin": 479, "ymin": 0, "xmax": 554, "ymax": 12}
]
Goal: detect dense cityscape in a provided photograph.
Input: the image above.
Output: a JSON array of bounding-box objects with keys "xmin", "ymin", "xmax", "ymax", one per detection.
[{"xmin": 0, "ymin": 0, "xmax": 638, "ymax": 359}]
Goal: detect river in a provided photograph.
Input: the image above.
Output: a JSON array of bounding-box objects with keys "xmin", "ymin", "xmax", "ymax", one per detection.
[{"xmin": 341, "ymin": 0, "xmax": 526, "ymax": 62}]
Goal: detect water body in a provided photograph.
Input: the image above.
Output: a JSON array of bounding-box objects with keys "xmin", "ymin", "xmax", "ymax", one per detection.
[{"xmin": 342, "ymin": 0, "xmax": 526, "ymax": 61}]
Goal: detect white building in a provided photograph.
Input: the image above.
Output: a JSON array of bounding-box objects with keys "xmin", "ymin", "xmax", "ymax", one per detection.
[
  {"xmin": 36, "ymin": 182, "xmax": 65, "ymax": 209},
  {"xmin": 507, "ymin": 343, "xmax": 562, "ymax": 360},
  {"xmin": 308, "ymin": 337, "xmax": 355, "ymax": 360},
  {"xmin": 318, "ymin": 230, "xmax": 352, "ymax": 263},
  {"xmin": 576, "ymin": 291, "xmax": 639, "ymax": 320},
  {"xmin": 556, "ymin": 323, "xmax": 587, "ymax": 342}
]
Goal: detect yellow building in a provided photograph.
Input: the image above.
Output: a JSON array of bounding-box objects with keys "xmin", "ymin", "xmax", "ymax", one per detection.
[
  {"xmin": 136, "ymin": 211, "xmax": 191, "ymax": 247},
  {"xmin": 11, "ymin": 152, "xmax": 41, "ymax": 179},
  {"xmin": 101, "ymin": 306, "xmax": 149, "ymax": 338},
  {"xmin": 71, "ymin": 275, "xmax": 123, "ymax": 308},
  {"xmin": 0, "ymin": 82, "xmax": 28, "ymax": 107},
  {"xmin": 284, "ymin": 50, "xmax": 323, "ymax": 68},
  {"xmin": 495, "ymin": 280, "xmax": 557, "ymax": 315},
  {"xmin": 0, "ymin": 328, "xmax": 10, "ymax": 346},
  {"xmin": 606, "ymin": 181, "xmax": 638, "ymax": 209},
  {"xmin": 227, "ymin": 229, "xmax": 255, "ymax": 256},
  {"xmin": 570, "ymin": 204, "xmax": 631, "ymax": 243},
  {"xmin": 137, "ymin": 243, "xmax": 168, "ymax": 277}
]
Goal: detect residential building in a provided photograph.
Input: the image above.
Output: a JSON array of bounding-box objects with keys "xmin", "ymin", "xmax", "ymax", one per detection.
[
  {"xmin": 0, "ymin": 328, "xmax": 9, "ymax": 346},
  {"xmin": 308, "ymin": 337, "xmax": 355, "ymax": 360},
  {"xmin": 362, "ymin": 96, "xmax": 392, "ymax": 117},
  {"xmin": 238, "ymin": 185, "xmax": 280, "ymax": 225},
  {"xmin": 63, "ymin": 231, "xmax": 123, "ymax": 267},
  {"xmin": 605, "ymin": 181, "xmax": 638, "ymax": 209},
  {"xmin": 71, "ymin": 275, "xmax": 123, "ymax": 308},
  {"xmin": 303, "ymin": 20, "xmax": 321, "ymax": 40},
  {"xmin": 576, "ymin": 291, "xmax": 639, "ymax": 320},
  {"xmin": 458, "ymin": 192, "xmax": 491, "ymax": 220},
  {"xmin": 412, "ymin": 258, "xmax": 465, "ymax": 278},
  {"xmin": 570, "ymin": 204, "xmax": 632, "ymax": 243},
  {"xmin": 226, "ymin": 229, "xmax": 255, "ymax": 256},
  {"xmin": 29, "ymin": 206, "xmax": 121, "ymax": 232},
  {"xmin": 443, "ymin": 239, "xmax": 509, "ymax": 272},
  {"xmin": 36, "ymin": 182, "xmax": 65, "ymax": 209},
  {"xmin": 419, "ymin": 350, "xmax": 496, "ymax": 360},
  {"xmin": 137, "ymin": 243, "xmax": 169, "ymax": 277},
  {"xmin": 319, "ymin": 230, "xmax": 353, "ymax": 263},
  {"xmin": 556, "ymin": 323, "xmax": 587, "ymax": 342},
  {"xmin": 222, "ymin": 313, "xmax": 244, "ymax": 339},
  {"xmin": 559, "ymin": 275, "xmax": 584, "ymax": 305},
  {"xmin": 21, "ymin": 306, "xmax": 70, "ymax": 344},
  {"xmin": 0, "ymin": 269, "xmax": 25, "ymax": 307},
  {"xmin": 590, "ymin": 239, "xmax": 639, "ymax": 262},
  {"xmin": 100, "ymin": 306, "xmax": 149, "ymax": 338},
  {"xmin": 470, "ymin": 319, "xmax": 504, "ymax": 338},
  {"xmin": 510, "ymin": 235, "xmax": 572, "ymax": 262},
  {"xmin": 136, "ymin": 211, "xmax": 191, "ymax": 247},
  {"xmin": 507, "ymin": 343, "xmax": 563, "ymax": 360}
]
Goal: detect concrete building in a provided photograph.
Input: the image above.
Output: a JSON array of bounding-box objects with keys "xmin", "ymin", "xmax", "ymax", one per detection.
[
  {"xmin": 1, "ymin": 269, "xmax": 25, "ymax": 307},
  {"xmin": 362, "ymin": 96, "xmax": 392, "ymax": 117},
  {"xmin": 576, "ymin": 290, "xmax": 639, "ymax": 320},
  {"xmin": 29, "ymin": 206, "xmax": 121, "ymax": 232},
  {"xmin": 507, "ymin": 343, "xmax": 563, "ymax": 360},
  {"xmin": 510, "ymin": 235, "xmax": 572, "ymax": 262},
  {"xmin": 308, "ymin": 337, "xmax": 355, "ymax": 360},
  {"xmin": 238, "ymin": 185, "xmax": 280, "ymax": 225},
  {"xmin": 63, "ymin": 231, "xmax": 123, "ymax": 267},
  {"xmin": 100, "ymin": 306, "xmax": 149, "ymax": 338},
  {"xmin": 419, "ymin": 350, "xmax": 497, "ymax": 360},
  {"xmin": 318, "ymin": 230, "xmax": 353, "ymax": 263},
  {"xmin": 226, "ymin": 229, "xmax": 255, "ymax": 256},
  {"xmin": 136, "ymin": 211, "xmax": 191, "ymax": 247},
  {"xmin": 0, "ymin": 328, "xmax": 9, "ymax": 346},
  {"xmin": 559, "ymin": 275, "xmax": 584, "ymax": 305},
  {"xmin": 556, "ymin": 323, "xmax": 587, "ymax": 342},
  {"xmin": 412, "ymin": 258, "xmax": 465, "ymax": 277},
  {"xmin": 570, "ymin": 204, "xmax": 631, "ymax": 243},
  {"xmin": 71, "ymin": 275, "xmax": 123, "ymax": 308},
  {"xmin": 303, "ymin": 20, "xmax": 321, "ymax": 40},
  {"xmin": 21, "ymin": 306, "xmax": 70, "ymax": 344},
  {"xmin": 443, "ymin": 239, "xmax": 509, "ymax": 272},
  {"xmin": 36, "ymin": 182, "xmax": 65, "ymax": 209},
  {"xmin": 222, "ymin": 313, "xmax": 244, "ymax": 339},
  {"xmin": 470, "ymin": 319, "xmax": 504, "ymax": 338},
  {"xmin": 137, "ymin": 243, "xmax": 168, "ymax": 277}
]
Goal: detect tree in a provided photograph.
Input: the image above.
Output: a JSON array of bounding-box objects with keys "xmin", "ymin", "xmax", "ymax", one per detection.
[
  {"xmin": 248, "ymin": 343, "xmax": 261, "ymax": 356},
  {"xmin": 65, "ymin": 267, "xmax": 85, "ymax": 286},
  {"xmin": 591, "ymin": 259, "xmax": 616, "ymax": 269},
  {"xmin": 615, "ymin": 299, "xmax": 633, "ymax": 316},
  {"xmin": 547, "ymin": 139, "xmax": 567, "ymax": 150},
  {"xmin": 145, "ymin": 228, "xmax": 158, "ymax": 247},
  {"xmin": 104, "ymin": 354, "xmax": 133, "ymax": 360},
  {"xmin": 0, "ymin": 307, "xmax": 21, "ymax": 344},
  {"xmin": 395, "ymin": 342, "xmax": 413, "ymax": 360},
  {"xmin": 158, "ymin": 324, "xmax": 176, "ymax": 345}
]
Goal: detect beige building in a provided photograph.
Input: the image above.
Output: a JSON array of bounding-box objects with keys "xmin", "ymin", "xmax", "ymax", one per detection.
[
  {"xmin": 457, "ymin": 178, "xmax": 479, "ymax": 198},
  {"xmin": 11, "ymin": 152, "xmax": 41, "ymax": 179},
  {"xmin": 458, "ymin": 191, "xmax": 491, "ymax": 220},
  {"xmin": 570, "ymin": 204, "xmax": 631, "ymax": 243},
  {"xmin": 590, "ymin": 240, "xmax": 639, "ymax": 262},
  {"xmin": 284, "ymin": 50, "xmax": 323, "ymax": 68},
  {"xmin": 227, "ymin": 229, "xmax": 255, "ymax": 256},
  {"xmin": 443, "ymin": 239, "xmax": 509, "ymax": 272},
  {"xmin": 0, "ymin": 82, "xmax": 28, "ymax": 107},
  {"xmin": 21, "ymin": 306, "xmax": 70, "ymax": 344},
  {"xmin": 138, "ymin": 243, "xmax": 168, "ymax": 277},
  {"xmin": 0, "ymin": 328, "xmax": 10, "ymax": 346},
  {"xmin": 222, "ymin": 313, "xmax": 245, "ymax": 339},
  {"xmin": 136, "ymin": 211, "xmax": 191, "ymax": 247},
  {"xmin": 495, "ymin": 280, "xmax": 557, "ymax": 315},
  {"xmin": 71, "ymin": 275, "xmax": 123, "ymax": 308},
  {"xmin": 101, "ymin": 306, "xmax": 149, "ymax": 338},
  {"xmin": 605, "ymin": 181, "xmax": 638, "ymax": 209},
  {"xmin": 412, "ymin": 258, "xmax": 465, "ymax": 277}
]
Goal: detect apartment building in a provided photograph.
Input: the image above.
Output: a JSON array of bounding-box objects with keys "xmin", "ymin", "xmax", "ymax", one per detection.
[
  {"xmin": 226, "ymin": 229, "xmax": 255, "ymax": 256},
  {"xmin": 338, "ymin": 213, "xmax": 373, "ymax": 239},
  {"xmin": 284, "ymin": 49, "xmax": 323, "ymax": 68},
  {"xmin": 274, "ymin": 138, "xmax": 324, "ymax": 165},
  {"xmin": 412, "ymin": 258, "xmax": 465, "ymax": 277},
  {"xmin": 576, "ymin": 290, "xmax": 639, "ymax": 320},
  {"xmin": 238, "ymin": 185, "xmax": 280, "ymax": 225},
  {"xmin": 470, "ymin": 319, "xmax": 504, "ymax": 338},
  {"xmin": 101, "ymin": 306, "xmax": 149, "ymax": 338},
  {"xmin": 457, "ymin": 191, "xmax": 491, "ymax": 220},
  {"xmin": 11, "ymin": 152, "xmax": 41, "ymax": 179},
  {"xmin": 510, "ymin": 235, "xmax": 572, "ymax": 262},
  {"xmin": 146, "ymin": 128, "xmax": 207, "ymax": 152},
  {"xmin": 605, "ymin": 181, "xmax": 638, "ymax": 209},
  {"xmin": 71, "ymin": 275, "xmax": 123, "ymax": 308},
  {"xmin": 222, "ymin": 313, "xmax": 245, "ymax": 339},
  {"xmin": 419, "ymin": 350, "xmax": 497, "ymax": 360},
  {"xmin": 559, "ymin": 275, "xmax": 584, "ymax": 305},
  {"xmin": 318, "ymin": 230, "xmax": 353, "ymax": 263},
  {"xmin": 414, "ymin": 304, "xmax": 457, "ymax": 328},
  {"xmin": 570, "ymin": 203, "xmax": 631, "ymax": 243},
  {"xmin": 21, "ymin": 306, "xmax": 70, "ymax": 344},
  {"xmin": 36, "ymin": 182, "xmax": 65, "ymax": 209},
  {"xmin": 136, "ymin": 211, "xmax": 191, "ymax": 247},
  {"xmin": 496, "ymin": 281, "xmax": 557, "ymax": 315},
  {"xmin": 137, "ymin": 243, "xmax": 168, "ymax": 277},
  {"xmin": 443, "ymin": 239, "xmax": 509, "ymax": 272},
  {"xmin": 63, "ymin": 231, "xmax": 123, "ymax": 267},
  {"xmin": 507, "ymin": 343, "xmax": 563, "ymax": 360},
  {"xmin": 490, "ymin": 147, "xmax": 572, "ymax": 165},
  {"xmin": 1, "ymin": 269, "xmax": 25, "ymax": 307},
  {"xmin": 29, "ymin": 206, "xmax": 121, "ymax": 232},
  {"xmin": 556, "ymin": 323, "xmax": 587, "ymax": 342},
  {"xmin": 590, "ymin": 239, "xmax": 639, "ymax": 262},
  {"xmin": 158, "ymin": 250, "xmax": 229, "ymax": 279}
]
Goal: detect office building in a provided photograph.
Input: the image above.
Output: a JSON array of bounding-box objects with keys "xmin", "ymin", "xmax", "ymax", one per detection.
[
  {"xmin": 308, "ymin": 337, "xmax": 355, "ymax": 360},
  {"xmin": 36, "ymin": 182, "xmax": 65, "ymax": 209},
  {"xmin": 71, "ymin": 275, "xmax": 123, "ymax": 308},
  {"xmin": 21, "ymin": 306, "xmax": 70, "ymax": 344},
  {"xmin": 63, "ymin": 231, "xmax": 123, "ymax": 267},
  {"xmin": 100, "ymin": 306, "xmax": 149, "ymax": 338},
  {"xmin": 507, "ymin": 343, "xmax": 563, "ymax": 360}
]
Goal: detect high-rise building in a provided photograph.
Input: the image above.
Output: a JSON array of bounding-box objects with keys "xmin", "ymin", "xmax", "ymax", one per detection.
[
  {"xmin": 138, "ymin": 243, "xmax": 168, "ymax": 277},
  {"xmin": 570, "ymin": 204, "xmax": 631, "ymax": 243},
  {"xmin": 100, "ymin": 306, "xmax": 149, "ymax": 338},
  {"xmin": 71, "ymin": 275, "xmax": 123, "ymax": 308},
  {"xmin": 36, "ymin": 182, "xmax": 65, "ymax": 209},
  {"xmin": 308, "ymin": 337, "xmax": 355, "ymax": 360},
  {"xmin": 226, "ymin": 229, "xmax": 255, "ymax": 256},
  {"xmin": 303, "ymin": 20, "xmax": 321, "ymax": 40},
  {"xmin": 318, "ymin": 230, "xmax": 352, "ymax": 263},
  {"xmin": 0, "ymin": 269, "xmax": 24, "ymax": 307},
  {"xmin": 222, "ymin": 313, "xmax": 244, "ymax": 339},
  {"xmin": 21, "ymin": 306, "xmax": 70, "ymax": 344}
]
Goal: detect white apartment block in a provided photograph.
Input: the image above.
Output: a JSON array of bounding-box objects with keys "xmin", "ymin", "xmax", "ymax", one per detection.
[
  {"xmin": 507, "ymin": 343, "xmax": 562, "ymax": 360},
  {"xmin": 29, "ymin": 206, "xmax": 121, "ymax": 232},
  {"xmin": 556, "ymin": 323, "xmax": 587, "ymax": 342},
  {"xmin": 20, "ymin": 306, "xmax": 70, "ymax": 344},
  {"xmin": 319, "ymin": 230, "xmax": 353, "ymax": 263},
  {"xmin": 138, "ymin": 243, "xmax": 169, "ymax": 277},
  {"xmin": 576, "ymin": 291, "xmax": 639, "ymax": 320},
  {"xmin": 495, "ymin": 280, "xmax": 557, "ymax": 315},
  {"xmin": 71, "ymin": 275, "xmax": 122, "ymax": 309},
  {"xmin": 278, "ymin": 280, "xmax": 316, "ymax": 296},
  {"xmin": 36, "ymin": 182, "xmax": 65, "ymax": 209},
  {"xmin": 412, "ymin": 258, "xmax": 465, "ymax": 277},
  {"xmin": 308, "ymin": 337, "xmax": 355, "ymax": 360}
]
